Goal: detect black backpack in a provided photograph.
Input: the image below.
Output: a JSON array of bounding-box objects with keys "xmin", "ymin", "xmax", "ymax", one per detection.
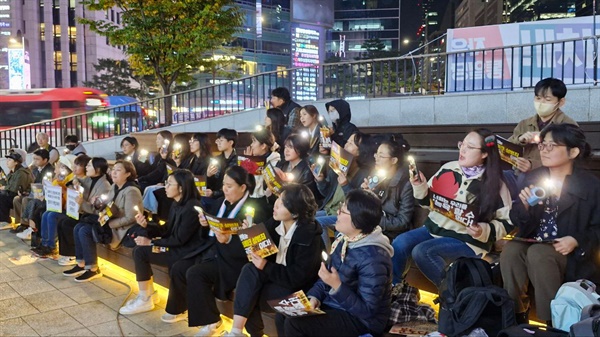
[{"xmin": 437, "ymin": 257, "xmax": 516, "ymax": 337}]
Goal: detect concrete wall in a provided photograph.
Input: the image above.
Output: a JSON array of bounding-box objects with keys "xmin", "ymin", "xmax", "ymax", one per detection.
[{"xmin": 3, "ymin": 85, "xmax": 597, "ymax": 171}]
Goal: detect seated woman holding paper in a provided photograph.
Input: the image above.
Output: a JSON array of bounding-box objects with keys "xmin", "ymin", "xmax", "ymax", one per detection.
[
  {"xmin": 185, "ymin": 166, "xmax": 269, "ymax": 335},
  {"xmin": 222, "ymin": 184, "xmax": 323, "ymax": 337},
  {"xmin": 500, "ymin": 124, "xmax": 600, "ymax": 326},
  {"xmin": 33, "ymin": 155, "xmax": 92, "ymax": 257},
  {"xmin": 63, "ymin": 160, "xmax": 142, "ymax": 282},
  {"xmin": 280, "ymin": 189, "xmax": 393, "ymax": 337},
  {"xmin": 55, "ymin": 157, "xmax": 111, "ymax": 266},
  {"xmin": 391, "ymin": 128, "xmax": 512, "ymax": 287},
  {"xmin": 118, "ymin": 169, "xmax": 214, "ymax": 320},
  {"xmin": 240, "ymin": 127, "xmax": 280, "ymax": 200},
  {"xmin": 314, "ymin": 131, "xmax": 378, "ymax": 251},
  {"xmin": 277, "ymin": 133, "xmax": 320, "ymax": 203}
]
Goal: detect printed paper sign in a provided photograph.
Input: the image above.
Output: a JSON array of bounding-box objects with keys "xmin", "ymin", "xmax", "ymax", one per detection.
[
  {"xmin": 45, "ymin": 185, "xmax": 62, "ymax": 212},
  {"xmin": 496, "ymin": 135, "xmax": 524, "ymax": 167},
  {"xmin": 204, "ymin": 213, "xmax": 243, "ymax": 234},
  {"xmin": 66, "ymin": 188, "xmax": 80, "ymax": 220},
  {"xmin": 238, "ymin": 223, "xmax": 279, "ymax": 261},
  {"xmin": 267, "ymin": 290, "xmax": 326, "ymax": 317},
  {"xmin": 430, "ymin": 192, "xmax": 479, "ymax": 227},
  {"xmin": 329, "ymin": 141, "xmax": 354, "ymax": 175}
]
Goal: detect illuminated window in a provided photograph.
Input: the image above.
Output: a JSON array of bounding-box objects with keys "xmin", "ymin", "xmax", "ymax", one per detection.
[
  {"xmin": 54, "ymin": 51, "xmax": 62, "ymax": 70},
  {"xmin": 40, "ymin": 23, "xmax": 45, "ymax": 41},
  {"xmin": 70, "ymin": 53, "xmax": 77, "ymax": 71},
  {"xmin": 53, "ymin": 25, "xmax": 61, "ymax": 37}
]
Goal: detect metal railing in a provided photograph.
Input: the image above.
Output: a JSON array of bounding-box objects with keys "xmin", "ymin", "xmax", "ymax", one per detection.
[{"xmin": 1, "ymin": 35, "xmax": 598, "ymax": 152}]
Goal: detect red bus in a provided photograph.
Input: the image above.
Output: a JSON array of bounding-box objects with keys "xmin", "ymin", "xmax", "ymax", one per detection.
[{"xmin": 0, "ymin": 87, "xmax": 108, "ymax": 150}]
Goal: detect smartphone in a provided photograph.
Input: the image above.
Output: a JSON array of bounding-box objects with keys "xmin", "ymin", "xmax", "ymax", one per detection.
[{"xmin": 407, "ymin": 156, "xmax": 421, "ymax": 182}]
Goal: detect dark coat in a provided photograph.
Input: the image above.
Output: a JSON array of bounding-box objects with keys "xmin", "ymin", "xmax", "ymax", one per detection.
[
  {"xmin": 277, "ymin": 159, "xmax": 321, "ymax": 202},
  {"xmin": 307, "ymin": 231, "xmax": 393, "ymax": 336},
  {"xmin": 511, "ymin": 166, "xmax": 600, "ymax": 284},
  {"xmin": 207, "ymin": 150, "xmax": 238, "ymax": 200},
  {"xmin": 152, "ymin": 198, "xmax": 213, "ymax": 264},
  {"xmin": 33, "ymin": 164, "xmax": 54, "ymax": 184},
  {"xmin": 210, "ymin": 196, "xmax": 269, "ymax": 299},
  {"xmin": 325, "ymin": 99, "xmax": 358, "ymax": 148},
  {"xmin": 262, "ymin": 218, "xmax": 323, "ymax": 290},
  {"xmin": 376, "ymin": 166, "xmax": 415, "ymax": 240}
]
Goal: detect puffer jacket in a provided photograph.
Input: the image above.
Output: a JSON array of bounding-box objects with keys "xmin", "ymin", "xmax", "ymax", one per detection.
[
  {"xmin": 325, "ymin": 99, "xmax": 358, "ymax": 147},
  {"xmin": 308, "ymin": 226, "xmax": 393, "ymax": 336}
]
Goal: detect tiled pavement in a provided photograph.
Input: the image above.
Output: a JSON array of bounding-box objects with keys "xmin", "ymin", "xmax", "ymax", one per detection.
[{"xmin": 0, "ymin": 228, "xmax": 199, "ymax": 336}]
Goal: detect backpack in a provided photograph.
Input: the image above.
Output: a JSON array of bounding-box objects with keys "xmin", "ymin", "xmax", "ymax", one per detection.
[
  {"xmin": 437, "ymin": 257, "xmax": 516, "ymax": 337},
  {"xmin": 551, "ymin": 279, "xmax": 600, "ymax": 332},
  {"xmin": 569, "ymin": 304, "xmax": 600, "ymax": 337}
]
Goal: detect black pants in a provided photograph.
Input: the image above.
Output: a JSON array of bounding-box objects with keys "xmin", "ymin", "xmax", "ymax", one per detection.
[
  {"xmin": 233, "ymin": 263, "xmax": 294, "ymax": 337},
  {"xmin": 164, "ymin": 253, "xmax": 204, "ymax": 315},
  {"xmin": 57, "ymin": 216, "xmax": 79, "ymax": 256},
  {"xmin": 282, "ymin": 307, "xmax": 370, "ymax": 336},
  {"xmin": 0, "ymin": 191, "xmax": 16, "ymax": 222},
  {"xmin": 186, "ymin": 259, "xmax": 224, "ymax": 327}
]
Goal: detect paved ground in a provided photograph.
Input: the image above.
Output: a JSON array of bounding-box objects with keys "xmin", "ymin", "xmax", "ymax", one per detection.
[{"xmin": 0, "ymin": 227, "xmax": 198, "ymax": 336}]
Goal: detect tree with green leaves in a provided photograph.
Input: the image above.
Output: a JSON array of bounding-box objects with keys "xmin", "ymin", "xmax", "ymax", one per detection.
[
  {"xmin": 82, "ymin": 58, "xmax": 147, "ymax": 98},
  {"xmin": 80, "ymin": 0, "xmax": 244, "ymax": 125}
]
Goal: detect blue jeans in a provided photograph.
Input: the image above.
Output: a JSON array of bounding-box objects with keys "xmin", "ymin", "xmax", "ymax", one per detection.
[
  {"xmin": 41, "ymin": 211, "xmax": 68, "ymax": 248},
  {"xmin": 142, "ymin": 185, "xmax": 164, "ymax": 214},
  {"xmin": 391, "ymin": 226, "xmax": 477, "ymax": 286},
  {"xmin": 315, "ymin": 215, "xmax": 338, "ymax": 252},
  {"xmin": 73, "ymin": 223, "xmax": 98, "ymax": 270}
]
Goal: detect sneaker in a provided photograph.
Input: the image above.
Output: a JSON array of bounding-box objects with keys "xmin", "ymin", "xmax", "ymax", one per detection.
[
  {"xmin": 9, "ymin": 224, "xmax": 27, "ymax": 233},
  {"xmin": 119, "ymin": 294, "xmax": 155, "ymax": 315},
  {"xmin": 195, "ymin": 320, "xmax": 224, "ymax": 337},
  {"xmin": 161, "ymin": 311, "xmax": 187, "ymax": 323},
  {"xmin": 16, "ymin": 227, "xmax": 33, "ymax": 240},
  {"xmin": 63, "ymin": 265, "xmax": 85, "ymax": 277},
  {"xmin": 34, "ymin": 246, "xmax": 58, "ymax": 258},
  {"xmin": 152, "ymin": 291, "xmax": 161, "ymax": 305},
  {"xmin": 222, "ymin": 330, "xmax": 245, "ymax": 337},
  {"xmin": 58, "ymin": 256, "xmax": 77, "ymax": 266},
  {"xmin": 74, "ymin": 269, "xmax": 102, "ymax": 282}
]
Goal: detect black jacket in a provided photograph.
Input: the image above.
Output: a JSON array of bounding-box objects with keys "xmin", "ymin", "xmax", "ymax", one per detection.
[
  {"xmin": 376, "ymin": 166, "xmax": 415, "ymax": 240},
  {"xmin": 326, "ymin": 99, "xmax": 358, "ymax": 147},
  {"xmin": 152, "ymin": 198, "xmax": 213, "ymax": 264},
  {"xmin": 277, "ymin": 159, "xmax": 321, "ymax": 202},
  {"xmin": 510, "ymin": 166, "xmax": 600, "ymax": 284},
  {"xmin": 33, "ymin": 164, "xmax": 54, "ymax": 183},
  {"xmin": 262, "ymin": 218, "xmax": 324, "ymax": 290},
  {"xmin": 208, "ymin": 150, "xmax": 238, "ymax": 200}
]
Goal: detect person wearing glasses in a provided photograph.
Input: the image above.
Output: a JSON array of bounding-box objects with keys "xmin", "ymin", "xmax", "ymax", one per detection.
[
  {"xmin": 391, "ymin": 129, "xmax": 512, "ymax": 288},
  {"xmin": 118, "ymin": 170, "xmax": 213, "ymax": 322},
  {"xmin": 280, "ymin": 189, "xmax": 393, "ymax": 337},
  {"xmin": 360, "ymin": 137, "xmax": 415, "ymax": 242},
  {"xmin": 500, "ymin": 124, "xmax": 600, "ymax": 327}
]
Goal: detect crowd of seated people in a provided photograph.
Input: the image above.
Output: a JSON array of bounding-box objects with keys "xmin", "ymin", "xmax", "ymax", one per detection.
[{"xmin": 1, "ymin": 80, "xmax": 599, "ymax": 335}]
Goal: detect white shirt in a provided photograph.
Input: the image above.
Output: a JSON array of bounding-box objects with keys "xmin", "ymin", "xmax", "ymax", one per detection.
[{"xmin": 275, "ymin": 221, "xmax": 297, "ymax": 266}]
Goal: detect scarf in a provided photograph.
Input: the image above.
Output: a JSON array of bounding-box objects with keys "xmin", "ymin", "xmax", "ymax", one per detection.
[
  {"xmin": 461, "ymin": 164, "xmax": 485, "ymax": 178},
  {"xmin": 329, "ymin": 232, "xmax": 368, "ymax": 263},
  {"xmin": 210, "ymin": 191, "xmax": 249, "ymax": 236}
]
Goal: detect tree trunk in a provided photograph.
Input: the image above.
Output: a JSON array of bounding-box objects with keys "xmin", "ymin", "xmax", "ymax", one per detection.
[{"xmin": 160, "ymin": 81, "xmax": 173, "ymax": 127}]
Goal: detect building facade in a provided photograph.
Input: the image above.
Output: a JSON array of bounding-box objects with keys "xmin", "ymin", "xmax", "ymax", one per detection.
[{"xmin": 0, "ymin": 0, "xmax": 125, "ymax": 89}]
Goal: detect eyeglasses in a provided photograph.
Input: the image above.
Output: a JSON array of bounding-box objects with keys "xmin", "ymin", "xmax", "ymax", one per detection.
[
  {"xmin": 538, "ymin": 142, "xmax": 564, "ymax": 152},
  {"xmin": 374, "ymin": 153, "xmax": 392, "ymax": 159},
  {"xmin": 457, "ymin": 141, "xmax": 482, "ymax": 151},
  {"xmin": 164, "ymin": 180, "xmax": 178, "ymax": 187},
  {"xmin": 337, "ymin": 204, "xmax": 350, "ymax": 216}
]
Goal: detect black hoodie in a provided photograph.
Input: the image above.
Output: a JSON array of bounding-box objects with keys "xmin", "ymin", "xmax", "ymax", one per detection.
[{"xmin": 325, "ymin": 99, "xmax": 358, "ymax": 147}]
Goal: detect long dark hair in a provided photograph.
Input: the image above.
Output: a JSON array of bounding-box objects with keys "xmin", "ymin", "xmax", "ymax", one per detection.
[
  {"xmin": 173, "ymin": 133, "xmax": 191, "ymax": 160},
  {"xmin": 191, "ymin": 133, "xmax": 212, "ymax": 159},
  {"xmin": 169, "ymin": 169, "xmax": 200, "ymax": 203},
  {"xmin": 266, "ymin": 108, "xmax": 286, "ymax": 143},
  {"xmin": 472, "ymin": 128, "xmax": 504, "ymax": 222},
  {"xmin": 353, "ymin": 131, "xmax": 377, "ymax": 170}
]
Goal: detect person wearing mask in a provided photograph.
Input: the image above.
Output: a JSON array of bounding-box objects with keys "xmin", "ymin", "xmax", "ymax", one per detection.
[
  {"xmin": 63, "ymin": 160, "xmax": 142, "ymax": 282},
  {"xmin": 324, "ymin": 99, "xmax": 358, "ymax": 148},
  {"xmin": 269, "ymin": 87, "xmax": 300, "ymax": 129},
  {"xmin": 63, "ymin": 135, "xmax": 87, "ymax": 156},
  {"xmin": 505, "ymin": 78, "xmax": 577, "ymax": 199},
  {"xmin": 280, "ymin": 189, "xmax": 393, "ymax": 337},
  {"xmin": 391, "ymin": 129, "xmax": 512, "ymax": 287},
  {"xmin": 0, "ymin": 151, "xmax": 33, "ymax": 227},
  {"xmin": 223, "ymin": 184, "xmax": 323, "ymax": 337},
  {"xmin": 501, "ymin": 124, "xmax": 600, "ymax": 326},
  {"xmin": 118, "ymin": 170, "xmax": 213, "ymax": 321}
]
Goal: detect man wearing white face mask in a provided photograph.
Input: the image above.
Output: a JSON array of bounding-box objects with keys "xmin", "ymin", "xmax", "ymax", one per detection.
[
  {"xmin": 504, "ymin": 78, "xmax": 577, "ymax": 199},
  {"xmin": 324, "ymin": 99, "xmax": 358, "ymax": 148}
]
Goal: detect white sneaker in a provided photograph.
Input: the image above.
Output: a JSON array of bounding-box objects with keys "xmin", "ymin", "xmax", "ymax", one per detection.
[
  {"xmin": 58, "ymin": 256, "xmax": 76, "ymax": 266},
  {"xmin": 161, "ymin": 311, "xmax": 187, "ymax": 323},
  {"xmin": 195, "ymin": 320, "xmax": 224, "ymax": 336},
  {"xmin": 16, "ymin": 227, "xmax": 33, "ymax": 240},
  {"xmin": 118, "ymin": 294, "xmax": 155, "ymax": 315},
  {"xmin": 151, "ymin": 291, "xmax": 161, "ymax": 305}
]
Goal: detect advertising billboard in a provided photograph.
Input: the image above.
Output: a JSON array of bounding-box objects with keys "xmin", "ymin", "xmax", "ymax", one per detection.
[{"xmin": 291, "ymin": 26, "xmax": 320, "ymax": 101}]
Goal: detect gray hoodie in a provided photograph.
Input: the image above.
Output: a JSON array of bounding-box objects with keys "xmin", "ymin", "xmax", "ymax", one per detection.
[{"xmin": 348, "ymin": 226, "xmax": 394, "ymax": 258}]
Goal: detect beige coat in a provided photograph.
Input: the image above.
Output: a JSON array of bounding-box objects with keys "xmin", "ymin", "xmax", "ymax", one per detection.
[
  {"xmin": 106, "ymin": 184, "xmax": 142, "ymax": 250},
  {"xmin": 78, "ymin": 175, "xmax": 111, "ymax": 215},
  {"xmin": 507, "ymin": 109, "xmax": 577, "ymax": 169}
]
